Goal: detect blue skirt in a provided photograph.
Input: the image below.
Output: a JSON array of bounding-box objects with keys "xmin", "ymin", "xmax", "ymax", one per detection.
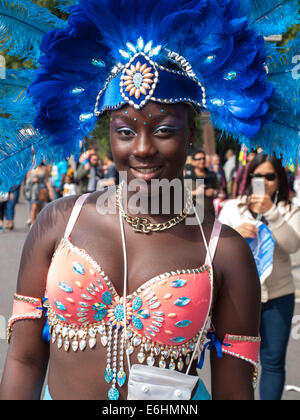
[{"xmin": 43, "ymin": 379, "xmax": 210, "ymax": 400}]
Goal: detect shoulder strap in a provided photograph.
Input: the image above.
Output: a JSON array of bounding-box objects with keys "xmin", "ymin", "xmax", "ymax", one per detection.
[
  {"xmin": 64, "ymin": 193, "xmax": 90, "ymax": 238},
  {"xmin": 205, "ymin": 218, "xmax": 222, "ymax": 266}
]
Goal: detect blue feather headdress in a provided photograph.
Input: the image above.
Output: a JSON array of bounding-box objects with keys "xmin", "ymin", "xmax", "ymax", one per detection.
[{"xmin": 0, "ymin": 0, "xmax": 299, "ymax": 192}]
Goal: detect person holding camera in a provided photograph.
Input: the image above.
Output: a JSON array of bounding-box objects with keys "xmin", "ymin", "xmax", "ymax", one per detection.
[{"xmin": 219, "ymin": 154, "xmax": 300, "ymax": 400}]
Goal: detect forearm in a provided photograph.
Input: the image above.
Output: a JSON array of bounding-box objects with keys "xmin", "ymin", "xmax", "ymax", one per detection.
[{"xmin": 0, "ymin": 354, "xmax": 48, "ymax": 400}]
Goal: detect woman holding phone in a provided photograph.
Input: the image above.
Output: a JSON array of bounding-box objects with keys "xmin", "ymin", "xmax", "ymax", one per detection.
[{"xmin": 219, "ymin": 153, "xmax": 300, "ymax": 400}]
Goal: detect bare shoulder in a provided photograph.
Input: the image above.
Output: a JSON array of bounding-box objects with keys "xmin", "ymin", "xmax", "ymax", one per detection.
[{"xmin": 214, "ymin": 222, "xmax": 260, "ymax": 293}]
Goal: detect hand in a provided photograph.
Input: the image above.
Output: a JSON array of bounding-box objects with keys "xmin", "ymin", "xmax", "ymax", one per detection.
[
  {"xmin": 193, "ymin": 184, "xmax": 205, "ymax": 196},
  {"xmin": 236, "ymin": 223, "xmax": 258, "ymax": 239},
  {"xmin": 9, "ymin": 192, "xmax": 14, "ymax": 201},
  {"xmin": 84, "ymin": 163, "xmax": 91, "ymax": 171},
  {"xmin": 250, "ymin": 194, "xmax": 274, "ymax": 214}
]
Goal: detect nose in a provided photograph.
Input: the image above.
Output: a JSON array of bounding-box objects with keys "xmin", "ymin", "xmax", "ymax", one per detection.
[{"xmin": 132, "ymin": 131, "xmax": 157, "ymax": 159}]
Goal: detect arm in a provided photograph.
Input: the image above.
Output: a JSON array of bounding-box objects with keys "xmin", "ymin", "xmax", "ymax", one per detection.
[
  {"xmin": 0, "ymin": 197, "xmax": 76, "ymax": 400},
  {"xmin": 211, "ymin": 225, "xmax": 261, "ymax": 400}
]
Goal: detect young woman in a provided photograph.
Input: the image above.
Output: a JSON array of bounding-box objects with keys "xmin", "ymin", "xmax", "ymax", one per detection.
[
  {"xmin": 0, "ymin": 0, "xmax": 298, "ymax": 402},
  {"xmin": 219, "ymin": 154, "xmax": 300, "ymax": 400},
  {"xmin": 0, "ymin": 102, "xmax": 261, "ymax": 400}
]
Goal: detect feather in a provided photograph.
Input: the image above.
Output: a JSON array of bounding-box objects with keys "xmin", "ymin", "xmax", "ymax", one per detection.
[
  {"xmin": 0, "ymin": 0, "xmax": 66, "ymax": 63},
  {"xmin": 54, "ymin": 0, "xmax": 79, "ymax": 13},
  {"xmin": 246, "ymin": 0, "xmax": 300, "ymax": 36}
]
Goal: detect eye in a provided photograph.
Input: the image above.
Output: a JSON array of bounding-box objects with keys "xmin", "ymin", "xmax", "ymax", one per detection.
[
  {"xmin": 154, "ymin": 126, "xmax": 178, "ymax": 135},
  {"xmin": 116, "ymin": 127, "xmax": 136, "ymax": 137}
]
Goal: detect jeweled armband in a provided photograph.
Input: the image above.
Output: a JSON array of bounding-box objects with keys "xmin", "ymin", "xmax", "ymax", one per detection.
[
  {"xmin": 221, "ymin": 334, "xmax": 261, "ymax": 388},
  {"xmin": 7, "ymin": 294, "xmax": 44, "ymax": 343}
]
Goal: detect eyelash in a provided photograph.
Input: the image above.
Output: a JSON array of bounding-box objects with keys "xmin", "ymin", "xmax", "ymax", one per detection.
[{"xmin": 116, "ymin": 126, "xmax": 178, "ymax": 136}]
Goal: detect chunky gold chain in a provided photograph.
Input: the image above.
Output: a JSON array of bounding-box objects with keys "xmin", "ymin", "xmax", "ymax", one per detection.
[{"xmin": 116, "ymin": 182, "xmax": 193, "ymax": 234}]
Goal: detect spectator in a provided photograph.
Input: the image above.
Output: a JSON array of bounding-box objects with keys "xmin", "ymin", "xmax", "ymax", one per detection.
[
  {"xmin": 223, "ymin": 148, "xmax": 236, "ymax": 195},
  {"xmin": 0, "ymin": 190, "xmax": 8, "ymax": 231},
  {"xmin": 97, "ymin": 151, "xmax": 119, "ymax": 189},
  {"xmin": 232, "ymin": 150, "xmax": 257, "ymax": 198},
  {"xmin": 62, "ymin": 172, "xmax": 77, "ymax": 197},
  {"xmin": 76, "ymin": 153, "xmax": 103, "ymax": 194},
  {"xmin": 51, "ymin": 159, "xmax": 69, "ymax": 200},
  {"xmin": 24, "ymin": 163, "xmax": 53, "ymax": 224},
  {"xmin": 185, "ymin": 150, "xmax": 219, "ymax": 216},
  {"xmin": 4, "ymin": 185, "xmax": 21, "ymax": 230},
  {"xmin": 210, "ymin": 154, "xmax": 227, "ymax": 194},
  {"xmin": 219, "ymin": 154, "xmax": 300, "ymax": 400}
]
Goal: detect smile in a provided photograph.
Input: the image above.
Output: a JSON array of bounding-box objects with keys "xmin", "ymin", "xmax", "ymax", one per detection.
[{"xmin": 130, "ymin": 166, "xmax": 163, "ymax": 181}]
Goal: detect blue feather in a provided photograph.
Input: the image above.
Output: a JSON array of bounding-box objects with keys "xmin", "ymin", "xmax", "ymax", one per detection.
[
  {"xmin": 246, "ymin": 0, "xmax": 300, "ymax": 36},
  {"xmin": 54, "ymin": 0, "xmax": 78, "ymax": 13},
  {"xmin": 0, "ymin": 0, "xmax": 66, "ymax": 63}
]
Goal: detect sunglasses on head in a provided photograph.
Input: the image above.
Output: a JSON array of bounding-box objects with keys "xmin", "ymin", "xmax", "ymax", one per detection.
[{"xmin": 250, "ymin": 173, "xmax": 277, "ymax": 181}]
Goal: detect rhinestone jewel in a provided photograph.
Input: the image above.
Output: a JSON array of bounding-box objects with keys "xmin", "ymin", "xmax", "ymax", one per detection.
[
  {"xmin": 79, "ymin": 340, "xmax": 86, "ymax": 351},
  {"xmin": 133, "ymin": 72, "xmax": 143, "ymax": 89},
  {"xmin": 171, "ymin": 279, "xmax": 187, "ymax": 288},
  {"xmin": 102, "ymin": 291, "xmax": 112, "ymax": 305},
  {"xmin": 132, "ymin": 296, "xmax": 143, "ymax": 311},
  {"xmin": 137, "ymin": 352, "xmax": 146, "ymax": 363},
  {"xmin": 72, "ymin": 341, "xmax": 79, "ymax": 352},
  {"xmin": 89, "ymin": 338, "xmax": 97, "ymax": 348},
  {"xmin": 73, "ymin": 262, "xmax": 85, "ymax": 275},
  {"xmin": 137, "ymin": 309, "xmax": 150, "ymax": 319},
  {"xmin": 101, "ymin": 336, "xmax": 108, "ymax": 347},
  {"xmin": 58, "ymin": 282, "xmax": 73, "ymax": 293},
  {"xmin": 174, "ymin": 297, "xmax": 190, "ymax": 307},
  {"xmin": 170, "ymin": 337, "xmax": 186, "ymax": 343},
  {"xmin": 94, "ymin": 309, "xmax": 107, "ymax": 322},
  {"xmin": 54, "ymin": 301, "xmax": 66, "ymax": 311},
  {"xmin": 71, "ymin": 87, "xmax": 85, "ymax": 95},
  {"xmin": 117, "ymin": 371, "xmax": 127, "ymax": 387},
  {"xmin": 159, "ymin": 359, "xmax": 166, "ymax": 369},
  {"xmin": 133, "ymin": 336, "xmax": 142, "ymax": 347},
  {"xmin": 147, "ymin": 355, "xmax": 155, "ymax": 366},
  {"xmin": 175, "ymin": 320, "xmax": 192, "ymax": 328},
  {"xmin": 108, "ymin": 387, "xmax": 120, "ymax": 401},
  {"xmin": 224, "ymin": 71, "xmax": 237, "ymax": 81},
  {"xmin": 104, "ymin": 367, "xmax": 113, "ymax": 384},
  {"xmin": 92, "ymin": 58, "xmax": 105, "ymax": 68},
  {"xmin": 132, "ymin": 315, "xmax": 143, "ymax": 330}
]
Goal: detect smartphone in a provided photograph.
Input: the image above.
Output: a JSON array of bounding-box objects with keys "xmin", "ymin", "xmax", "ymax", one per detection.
[{"xmin": 252, "ymin": 177, "xmax": 265, "ymax": 195}]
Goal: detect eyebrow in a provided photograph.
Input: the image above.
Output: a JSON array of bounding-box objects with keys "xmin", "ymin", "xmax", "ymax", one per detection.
[{"xmin": 111, "ymin": 113, "xmax": 182, "ymax": 123}]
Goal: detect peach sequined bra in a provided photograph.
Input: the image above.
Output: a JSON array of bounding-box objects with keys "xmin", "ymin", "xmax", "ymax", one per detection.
[{"xmin": 8, "ymin": 194, "xmax": 260, "ymax": 400}]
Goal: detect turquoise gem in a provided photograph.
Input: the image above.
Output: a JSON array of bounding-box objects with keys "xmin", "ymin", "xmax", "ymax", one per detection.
[
  {"xmin": 79, "ymin": 113, "xmax": 94, "ymax": 122},
  {"xmin": 104, "ymin": 367, "xmax": 113, "ymax": 384},
  {"xmin": 94, "ymin": 309, "xmax": 107, "ymax": 322},
  {"xmin": 117, "ymin": 371, "xmax": 127, "ymax": 387},
  {"xmin": 56, "ymin": 314, "xmax": 67, "ymax": 322},
  {"xmin": 54, "ymin": 300, "xmax": 66, "ymax": 311},
  {"xmin": 102, "ymin": 291, "xmax": 112, "ymax": 305},
  {"xmin": 175, "ymin": 320, "xmax": 192, "ymax": 328},
  {"xmin": 171, "ymin": 279, "xmax": 187, "ymax": 288},
  {"xmin": 114, "ymin": 304, "xmax": 124, "ymax": 321},
  {"xmin": 92, "ymin": 302, "xmax": 106, "ymax": 311},
  {"xmin": 108, "ymin": 387, "xmax": 120, "ymax": 400},
  {"xmin": 132, "ymin": 296, "xmax": 143, "ymax": 312},
  {"xmin": 224, "ymin": 71, "xmax": 237, "ymax": 81},
  {"xmin": 205, "ymin": 55, "xmax": 216, "ymax": 63},
  {"xmin": 71, "ymin": 87, "xmax": 85, "ymax": 95},
  {"xmin": 174, "ymin": 297, "xmax": 190, "ymax": 307},
  {"xmin": 170, "ymin": 337, "xmax": 186, "ymax": 343},
  {"xmin": 58, "ymin": 282, "xmax": 73, "ymax": 293},
  {"xmin": 132, "ymin": 315, "xmax": 143, "ymax": 330},
  {"xmin": 210, "ymin": 98, "xmax": 225, "ymax": 107},
  {"xmin": 137, "ymin": 309, "xmax": 150, "ymax": 319},
  {"xmin": 73, "ymin": 262, "xmax": 84, "ymax": 275},
  {"xmin": 92, "ymin": 58, "xmax": 105, "ymax": 67}
]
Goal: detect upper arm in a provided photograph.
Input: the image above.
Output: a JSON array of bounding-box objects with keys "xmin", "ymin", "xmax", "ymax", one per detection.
[
  {"xmin": 211, "ymin": 224, "xmax": 261, "ymax": 400},
  {"xmin": 0, "ymin": 197, "xmax": 77, "ymax": 399}
]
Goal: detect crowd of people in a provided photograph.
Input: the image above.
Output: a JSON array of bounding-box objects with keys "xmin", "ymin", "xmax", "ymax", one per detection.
[{"xmin": 0, "ymin": 146, "xmax": 299, "ymax": 232}]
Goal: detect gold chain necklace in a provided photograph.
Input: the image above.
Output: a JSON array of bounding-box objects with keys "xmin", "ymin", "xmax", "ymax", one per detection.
[{"xmin": 116, "ymin": 182, "xmax": 194, "ymax": 234}]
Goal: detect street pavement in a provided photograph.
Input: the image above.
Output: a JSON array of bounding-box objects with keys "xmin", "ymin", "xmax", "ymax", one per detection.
[{"xmin": 0, "ymin": 199, "xmax": 299, "ymax": 400}]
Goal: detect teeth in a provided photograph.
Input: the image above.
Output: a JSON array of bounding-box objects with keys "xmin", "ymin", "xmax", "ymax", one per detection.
[{"xmin": 134, "ymin": 167, "xmax": 160, "ymax": 174}]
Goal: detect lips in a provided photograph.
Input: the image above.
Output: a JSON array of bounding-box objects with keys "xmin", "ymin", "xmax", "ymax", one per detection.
[{"xmin": 130, "ymin": 165, "xmax": 163, "ymax": 181}]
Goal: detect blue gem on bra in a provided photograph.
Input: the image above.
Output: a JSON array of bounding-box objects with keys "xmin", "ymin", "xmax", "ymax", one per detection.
[
  {"xmin": 102, "ymin": 291, "xmax": 112, "ymax": 305},
  {"xmin": 175, "ymin": 320, "xmax": 192, "ymax": 328},
  {"xmin": 132, "ymin": 296, "xmax": 143, "ymax": 311},
  {"xmin": 171, "ymin": 279, "xmax": 187, "ymax": 288},
  {"xmin": 137, "ymin": 309, "xmax": 150, "ymax": 319},
  {"xmin": 58, "ymin": 282, "xmax": 73, "ymax": 293},
  {"xmin": 72, "ymin": 262, "xmax": 85, "ymax": 275},
  {"xmin": 170, "ymin": 337, "xmax": 186, "ymax": 343},
  {"xmin": 54, "ymin": 300, "xmax": 66, "ymax": 311},
  {"xmin": 132, "ymin": 315, "xmax": 143, "ymax": 330},
  {"xmin": 174, "ymin": 297, "xmax": 190, "ymax": 307}
]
